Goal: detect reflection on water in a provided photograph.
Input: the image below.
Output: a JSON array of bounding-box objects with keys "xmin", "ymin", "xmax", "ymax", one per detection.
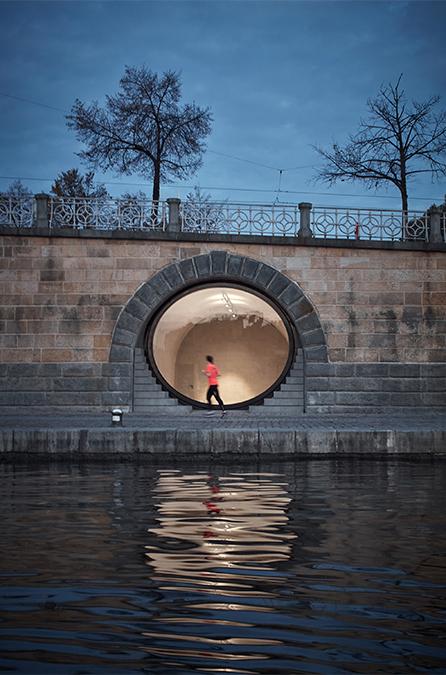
[
  {"xmin": 0, "ymin": 460, "xmax": 445, "ymax": 674},
  {"xmin": 144, "ymin": 472, "xmax": 296, "ymax": 667}
]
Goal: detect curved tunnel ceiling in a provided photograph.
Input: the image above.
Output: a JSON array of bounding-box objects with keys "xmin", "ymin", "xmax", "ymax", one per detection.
[{"xmin": 149, "ymin": 285, "xmax": 293, "ymax": 406}]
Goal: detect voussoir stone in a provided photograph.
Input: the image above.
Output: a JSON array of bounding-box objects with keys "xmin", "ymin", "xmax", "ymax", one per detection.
[
  {"xmin": 178, "ymin": 258, "xmax": 198, "ymax": 281},
  {"xmin": 193, "ymin": 254, "xmax": 211, "ymax": 277},
  {"xmin": 256, "ymin": 264, "xmax": 277, "ymax": 289},
  {"xmin": 162, "ymin": 264, "xmax": 183, "ymax": 289},
  {"xmin": 242, "ymin": 258, "xmax": 260, "ymax": 279},
  {"xmin": 210, "ymin": 250, "xmax": 227, "ymax": 274}
]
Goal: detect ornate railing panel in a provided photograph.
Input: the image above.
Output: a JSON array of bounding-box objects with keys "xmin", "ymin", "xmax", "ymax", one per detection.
[
  {"xmin": 49, "ymin": 198, "xmax": 167, "ymax": 231},
  {"xmin": 180, "ymin": 202, "xmax": 300, "ymax": 236},
  {"xmin": 311, "ymin": 206, "xmax": 430, "ymax": 242},
  {"xmin": 0, "ymin": 194, "xmax": 444, "ymax": 243},
  {"xmin": 0, "ymin": 196, "xmax": 34, "ymax": 227}
]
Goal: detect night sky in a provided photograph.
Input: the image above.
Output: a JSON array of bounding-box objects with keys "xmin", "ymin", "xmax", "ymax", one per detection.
[{"xmin": 1, "ymin": 0, "xmax": 445, "ymax": 210}]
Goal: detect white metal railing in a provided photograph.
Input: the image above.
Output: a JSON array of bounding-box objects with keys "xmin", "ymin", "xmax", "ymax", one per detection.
[
  {"xmin": 181, "ymin": 201, "xmax": 300, "ymax": 236},
  {"xmin": 311, "ymin": 206, "xmax": 430, "ymax": 242},
  {"xmin": 49, "ymin": 197, "xmax": 167, "ymax": 231},
  {"xmin": 0, "ymin": 195, "xmax": 444, "ymax": 244},
  {"xmin": 0, "ymin": 195, "xmax": 34, "ymax": 227}
]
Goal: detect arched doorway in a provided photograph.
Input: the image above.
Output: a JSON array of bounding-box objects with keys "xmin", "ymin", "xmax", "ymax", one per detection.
[{"xmin": 109, "ymin": 251, "xmax": 328, "ymax": 413}]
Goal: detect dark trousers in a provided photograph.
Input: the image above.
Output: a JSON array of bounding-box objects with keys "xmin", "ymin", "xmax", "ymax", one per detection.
[{"xmin": 206, "ymin": 385, "xmax": 225, "ymax": 411}]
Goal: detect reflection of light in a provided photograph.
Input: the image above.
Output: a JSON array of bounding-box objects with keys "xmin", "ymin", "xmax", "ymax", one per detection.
[
  {"xmin": 145, "ymin": 472, "xmax": 296, "ymax": 583},
  {"xmin": 142, "ymin": 630, "xmax": 282, "ymax": 645}
]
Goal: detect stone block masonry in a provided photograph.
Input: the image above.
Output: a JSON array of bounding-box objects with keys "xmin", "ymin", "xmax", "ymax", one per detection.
[
  {"xmin": 1, "ymin": 412, "xmax": 445, "ymax": 458},
  {"xmin": 0, "ymin": 229, "xmax": 445, "ymax": 413}
]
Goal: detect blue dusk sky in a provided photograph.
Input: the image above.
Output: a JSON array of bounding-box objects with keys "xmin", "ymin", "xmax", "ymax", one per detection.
[{"xmin": 1, "ymin": 0, "xmax": 445, "ymax": 210}]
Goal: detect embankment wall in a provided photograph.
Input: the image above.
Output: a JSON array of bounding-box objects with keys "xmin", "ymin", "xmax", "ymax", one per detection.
[{"xmin": 1, "ymin": 230, "xmax": 445, "ymax": 412}]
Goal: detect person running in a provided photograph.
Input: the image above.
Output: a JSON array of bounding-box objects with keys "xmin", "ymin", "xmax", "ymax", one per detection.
[{"xmin": 203, "ymin": 355, "xmax": 226, "ymax": 416}]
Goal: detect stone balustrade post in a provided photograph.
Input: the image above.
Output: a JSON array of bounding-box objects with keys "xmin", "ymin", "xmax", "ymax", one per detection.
[
  {"xmin": 166, "ymin": 197, "xmax": 181, "ymax": 233},
  {"xmin": 429, "ymin": 206, "xmax": 442, "ymax": 244},
  {"xmin": 298, "ymin": 202, "xmax": 313, "ymax": 238},
  {"xmin": 35, "ymin": 193, "xmax": 50, "ymax": 228}
]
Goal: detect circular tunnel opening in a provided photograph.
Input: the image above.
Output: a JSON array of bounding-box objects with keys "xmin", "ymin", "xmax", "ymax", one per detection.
[{"xmin": 147, "ymin": 284, "xmax": 295, "ymax": 408}]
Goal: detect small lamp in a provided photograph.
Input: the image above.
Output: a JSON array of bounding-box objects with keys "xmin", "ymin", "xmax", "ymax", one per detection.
[{"xmin": 111, "ymin": 408, "xmax": 123, "ymax": 427}]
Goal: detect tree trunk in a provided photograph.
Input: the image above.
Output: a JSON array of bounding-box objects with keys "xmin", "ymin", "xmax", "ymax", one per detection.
[
  {"xmin": 400, "ymin": 186, "xmax": 408, "ymax": 213},
  {"xmin": 400, "ymin": 167, "xmax": 409, "ymax": 240},
  {"xmin": 151, "ymin": 162, "xmax": 161, "ymax": 223}
]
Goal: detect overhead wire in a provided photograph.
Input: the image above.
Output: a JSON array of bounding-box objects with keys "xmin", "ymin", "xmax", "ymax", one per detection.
[
  {"xmin": 0, "ymin": 91, "xmax": 443, "ymax": 204},
  {"xmin": 0, "ymin": 174, "xmax": 442, "ymax": 203},
  {"xmin": 0, "ymin": 91, "xmax": 68, "ymax": 114}
]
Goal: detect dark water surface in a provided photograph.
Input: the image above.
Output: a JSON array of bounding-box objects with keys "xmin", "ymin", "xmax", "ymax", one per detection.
[{"xmin": 1, "ymin": 460, "xmax": 446, "ymax": 674}]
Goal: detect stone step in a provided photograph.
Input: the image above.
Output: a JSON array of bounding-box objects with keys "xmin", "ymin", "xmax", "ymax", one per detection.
[
  {"xmin": 263, "ymin": 397, "xmax": 303, "ymax": 406},
  {"xmin": 133, "ymin": 369, "xmax": 156, "ymax": 376},
  {"xmin": 245, "ymin": 351, "xmax": 304, "ymax": 413},
  {"xmin": 249, "ymin": 406, "xmax": 304, "ymax": 416},
  {"xmin": 267, "ymin": 390, "xmax": 303, "ymax": 401},
  {"xmin": 133, "ymin": 390, "xmax": 172, "ymax": 400},
  {"xmin": 133, "ymin": 406, "xmax": 192, "ymax": 415},
  {"xmin": 134, "ymin": 384, "xmax": 162, "ymax": 392},
  {"xmin": 133, "ymin": 397, "xmax": 178, "ymax": 406},
  {"xmin": 133, "ymin": 349, "xmax": 189, "ymax": 412},
  {"xmin": 133, "ymin": 351, "xmax": 305, "ymax": 413},
  {"xmin": 133, "ymin": 385, "xmax": 163, "ymax": 393},
  {"xmin": 133, "ymin": 389, "xmax": 171, "ymax": 398}
]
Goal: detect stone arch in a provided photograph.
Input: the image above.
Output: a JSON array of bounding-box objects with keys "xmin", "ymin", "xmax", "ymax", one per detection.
[{"xmin": 109, "ymin": 251, "xmax": 328, "ymax": 408}]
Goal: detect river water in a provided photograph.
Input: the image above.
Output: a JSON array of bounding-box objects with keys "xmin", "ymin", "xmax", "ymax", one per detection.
[{"xmin": 0, "ymin": 459, "xmax": 445, "ymax": 674}]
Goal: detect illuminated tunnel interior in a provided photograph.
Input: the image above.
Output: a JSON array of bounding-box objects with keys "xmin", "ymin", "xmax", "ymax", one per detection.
[{"xmin": 148, "ymin": 285, "xmax": 293, "ymax": 406}]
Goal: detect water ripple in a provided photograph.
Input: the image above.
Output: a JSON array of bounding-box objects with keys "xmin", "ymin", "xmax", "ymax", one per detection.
[{"xmin": 0, "ymin": 461, "xmax": 445, "ymax": 673}]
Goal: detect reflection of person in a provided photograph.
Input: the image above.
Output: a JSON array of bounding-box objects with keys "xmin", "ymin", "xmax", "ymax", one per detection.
[
  {"xmin": 202, "ymin": 475, "xmax": 222, "ymax": 521},
  {"xmin": 202, "ymin": 355, "xmax": 226, "ymax": 416}
]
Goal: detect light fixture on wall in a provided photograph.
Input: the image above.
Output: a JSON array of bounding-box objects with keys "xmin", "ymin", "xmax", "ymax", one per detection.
[{"xmin": 221, "ymin": 292, "xmax": 237, "ymax": 318}]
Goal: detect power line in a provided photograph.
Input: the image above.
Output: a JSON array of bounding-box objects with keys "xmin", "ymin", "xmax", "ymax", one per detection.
[
  {"xmin": 0, "ymin": 174, "xmax": 443, "ymax": 202},
  {"xmin": 206, "ymin": 149, "xmax": 279, "ymax": 171},
  {"xmin": 207, "ymin": 149, "xmax": 313, "ymax": 173},
  {"xmin": 0, "ymin": 90, "xmax": 313, "ymax": 175},
  {"xmin": 0, "ymin": 91, "xmax": 444, "ymax": 204},
  {"xmin": 0, "ymin": 92, "xmax": 68, "ymax": 114}
]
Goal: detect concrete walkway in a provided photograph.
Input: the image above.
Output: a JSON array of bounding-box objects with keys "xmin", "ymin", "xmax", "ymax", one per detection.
[
  {"xmin": 1, "ymin": 410, "xmax": 446, "ymax": 431},
  {"xmin": 1, "ymin": 410, "xmax": 445, "ymax": 458}
]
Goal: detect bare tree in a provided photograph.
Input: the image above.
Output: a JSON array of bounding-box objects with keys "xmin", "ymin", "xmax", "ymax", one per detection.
[
  {"xmin": 314, "ymin": 76, "xmax": 446, "ymax": 211},
  {"xmin": 0, "ymin": 181, "xmax": 33, "ymax": 226},
  {"xmin": 3, "ymin": 179, "xmax": 32, "ymax": 197},
  {"xmin": 51, "ymin": 168, "xmax": 108, "ymax": 199},
  {"xmin": 67, "ymin": 66, "xmax": 212, "ymax": 212},
  {"xmin": 183, "ymin": 186, "xmax": 226, "ymax": 233}
]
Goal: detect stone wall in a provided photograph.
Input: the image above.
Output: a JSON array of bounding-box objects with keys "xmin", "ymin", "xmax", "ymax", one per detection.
[{"xmin": 1, "ymin": 231, "xmax": 445, "ymax": 412}]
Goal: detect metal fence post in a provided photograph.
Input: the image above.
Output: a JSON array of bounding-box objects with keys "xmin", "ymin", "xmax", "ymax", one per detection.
[
  {"xmin": 35, "ymin": 193, "xmax": 50, "ymax": 228},
  {"xmin": 166, "ymin": 198, "xmax": 181, "ymax": 233},
  {"xmin": 429, "ymin": 206, "xmax": 442, "ymax": 243},
  {"xmin": 298, "ymin": 202, "xmax": 313, "ymax": 238}
]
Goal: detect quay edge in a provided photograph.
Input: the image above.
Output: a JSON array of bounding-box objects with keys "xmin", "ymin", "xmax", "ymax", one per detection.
[{"xmin": 1, "ymin": 427, "xmax": 446, "ymax": 459}]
